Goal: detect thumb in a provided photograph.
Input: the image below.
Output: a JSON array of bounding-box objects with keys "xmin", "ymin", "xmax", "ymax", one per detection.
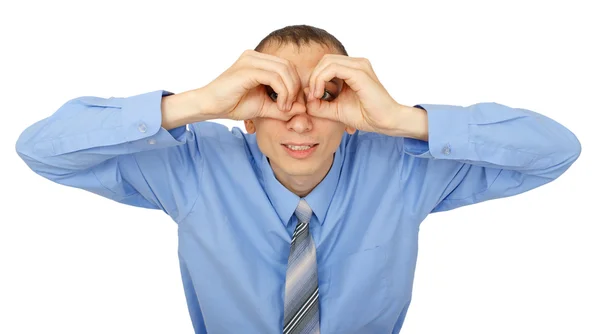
[
  {"xmin": 305, "ymin": 87, "xmax": 337, "ymax": 121},
  {"xmin": 261, "ymin": 101, "xmax": 295, "ymax": 122}
]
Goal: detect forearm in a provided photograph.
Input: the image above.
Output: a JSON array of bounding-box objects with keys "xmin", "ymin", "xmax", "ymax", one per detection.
[
  {"xmin": 401, "ymin": 102, "xmax": 581, "ymax": 178},
  {"xmin": 16, "ymin": 90, "xmax": 187, "ymax": 172},
  {"xmin": 161, "ymin": 87, "xmax": 216, "ymax": 130},
  {"xmin": 396, "ymin": 102, "xmax": 581, "ymax": 213}
]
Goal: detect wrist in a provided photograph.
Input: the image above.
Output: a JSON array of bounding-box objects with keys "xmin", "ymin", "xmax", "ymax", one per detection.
[
  {"xmin": 190, "ymin": 86, "xmax": 220, "ymax": 121},
  {"xmin": 384, "ymin": 103, "xmax": 429, "ymax": 140},
  {"xmin": 160, "ymin": 88, "xmax": 217, "ymax": 130}
]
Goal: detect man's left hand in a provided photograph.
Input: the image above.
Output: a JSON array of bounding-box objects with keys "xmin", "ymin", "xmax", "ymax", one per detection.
[{"xmin": 306, "ymin": 54, "xmax": 404, "ymax": 134}]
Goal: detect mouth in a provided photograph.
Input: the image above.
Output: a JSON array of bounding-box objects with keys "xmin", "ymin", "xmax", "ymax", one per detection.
[{"xmin": 281, "ymin": 143, "xmax": 319, "ymax": 159}]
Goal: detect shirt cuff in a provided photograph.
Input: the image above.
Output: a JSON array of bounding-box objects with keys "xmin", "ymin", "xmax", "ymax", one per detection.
[
  {"xmin": 403, "ymin": 104, "xmax": 470, "ymax": 159},
  {"xmin": 121, "ymin": 90, "xmax": 189, "ymax": 152}
]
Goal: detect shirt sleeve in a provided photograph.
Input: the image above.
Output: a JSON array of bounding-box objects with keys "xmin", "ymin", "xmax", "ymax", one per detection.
[
  {"xmin": 15, "ymin": 90, "xmax": 201, "ymax": 221},
  {"xmin": 400, "ymin": 102, "xmax": 581, "ymax": 213}
]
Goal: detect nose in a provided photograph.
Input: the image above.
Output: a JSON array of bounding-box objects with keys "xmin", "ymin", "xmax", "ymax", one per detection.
[
  {"xmin": 287, "ymin": 112, "xmax": 313, "ymax": 133},
  {"xmin": 286, "ymin": 88, "xmax": 312, "ymax": 133}
]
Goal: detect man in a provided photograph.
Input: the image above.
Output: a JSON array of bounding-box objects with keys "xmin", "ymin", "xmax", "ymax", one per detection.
[{"xmin": 15, "ymin": 24, "xmax": 581, "ymax": 333}]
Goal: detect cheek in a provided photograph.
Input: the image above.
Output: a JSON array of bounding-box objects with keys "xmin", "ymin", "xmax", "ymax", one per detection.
[
  {"xmin": 254, "ymin": 119, "xmax": 281, "ymax": 134},
  {"xmin": 254, "ymin": 120, "xmax": 286, "ymax": 148},
  {"xmin": 320, "ymin": 121, "xmax": 347, "ymax": 137},
  {"xmin": 314, "ymin": 123, "xmax": 347, "ymax": 152}
]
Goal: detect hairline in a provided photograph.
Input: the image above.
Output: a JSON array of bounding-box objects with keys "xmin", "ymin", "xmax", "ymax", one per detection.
[{"xmin": 255, "ymin": 39, "xmax": 346, "ymax": 56}]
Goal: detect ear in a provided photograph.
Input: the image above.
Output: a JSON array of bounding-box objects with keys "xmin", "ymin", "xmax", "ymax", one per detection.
[
  {"xmin": 345, "ymin": 126, "xmax": 356, "ymax": 135},
  {"xmin": 244, "ymin": 119, "xmax": 256, "ymax": 134}
]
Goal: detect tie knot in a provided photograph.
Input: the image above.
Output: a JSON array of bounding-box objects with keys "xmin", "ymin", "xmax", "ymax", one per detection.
[{"xmin": 294, "ymin": 199, "xmax": 312, "ymax": 224}]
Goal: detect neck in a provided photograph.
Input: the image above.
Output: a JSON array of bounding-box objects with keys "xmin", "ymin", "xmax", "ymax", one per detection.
[{"xmin": 270, "ymin": 154, "xmax": 334, "ymax": 197}]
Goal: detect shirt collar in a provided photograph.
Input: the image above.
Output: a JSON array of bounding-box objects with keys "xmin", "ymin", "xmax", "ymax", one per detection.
[{"xmin": 261, "ymin": 145, "xmax": 344, "ymax": 226}]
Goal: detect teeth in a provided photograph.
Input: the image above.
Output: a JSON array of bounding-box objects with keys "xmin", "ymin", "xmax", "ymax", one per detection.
[{"xmin": 285, "ymin": 145, "xmax": 313, "ymax": 151}]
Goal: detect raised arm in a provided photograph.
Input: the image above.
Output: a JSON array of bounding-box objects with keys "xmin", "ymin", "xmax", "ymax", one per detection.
[
  {"xmin": 15, "ymin": 50, "xmax": 306, "ymax": 221},
  {"xmin": 302, "ymin": 54, "xmax": 581, "ymax": 214},
  {"xmin": 15, "ymin": 89, "xmax": 207, "ymax": 221},
  {"xmin": 395, "ymin": 102, "xmax": 582, "ymax": 213}
]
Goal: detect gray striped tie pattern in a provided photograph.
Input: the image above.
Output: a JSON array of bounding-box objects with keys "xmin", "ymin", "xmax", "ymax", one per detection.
[{"xmin": 283, "ymin": 199, "xmax": 320, "ymax": 334}]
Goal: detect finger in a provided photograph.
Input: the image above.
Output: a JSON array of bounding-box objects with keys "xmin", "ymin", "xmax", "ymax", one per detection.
[
  {"xmin": 313, "ymin": 63, "xmax": 371, "ymax": 100},
  {"xmin": 314, "ymin": 55, "xmax": 375, "ymax": 78},
  {"xmin": 243, "ymin": 56, "xmax": 297, "ymax": 110},
  {"xmin": 251, "ymin": 51, "xmax": 302, "ymax": 93},
  {"xmin": 304, "ymin": 87, "xmax": 329, "ymax": 119},
  {"xmin": 311, "ymin": 78, "xmax": 343, "ymax": 102},
  {"xmin": 260, "ymin": 99, "xmax": 296, "ymax": 122},
  {"xmin": 248, "ymin": 53, "xmax": 301, "ymax": 110},
  {"xmin": 309, "ymin": 55, "xmax": 374, "ymax": 97},
  {"xmin": 303, "ymin": 87, "xmax": 312, "ymax": 103},
  {"xmin": 288, "ymin": 63, "xmax": 301, "ymax": 108},
  {"xmin": 310, "ymin": 57, "xmax": 371, "ymax": 99},
  {"xmin": 306, "ymin": 94, "xmax": 338, "ymax": 121},
  {"xmin": 245, "ymin": 68, "xmax": 289, "ymax": 112}
]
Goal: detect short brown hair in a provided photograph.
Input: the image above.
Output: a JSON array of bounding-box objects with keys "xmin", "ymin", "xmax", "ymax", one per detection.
[{"xmin": 254, "ymin": 24, "xmax": 348, "ymax": 56}]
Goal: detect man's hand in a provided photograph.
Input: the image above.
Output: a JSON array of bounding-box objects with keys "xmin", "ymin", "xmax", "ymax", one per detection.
[
  {"xmin": 306, "ymin": 54, "xmax": 428, "ymax": 139},
  {"xmin": 201, "ymin": 50, "xmax": 303, "ymax": 121}
]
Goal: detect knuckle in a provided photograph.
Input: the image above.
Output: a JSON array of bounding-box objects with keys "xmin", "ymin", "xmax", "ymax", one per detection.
[
  {"xmin": 236, "ymin": 54, "xmax": 250, "ymax": 66},
  {"xmin": 281, "ymin": 58, "xmax": 292, "ymax": 67},
  {"xmin": 270, "ymin": 71, "xmax": 281, "ymax": 82},
  {"xmin": 360, "ymin": 70, "xmax": 371, "ymax": 81},
  {"xmin": 276, "ymin": 63, "xmax": 288, "ymax": 75},
  {"xmin": 323, "ymin": 62, "xmax": 336, "ymax": 72},
  {"xmin": 360, "ymin": 57, "xmax": 372, "ymax": 68}
]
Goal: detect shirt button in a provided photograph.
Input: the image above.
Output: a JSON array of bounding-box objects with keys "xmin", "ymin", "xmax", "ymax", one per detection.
[
  {"xmin": 442, "ymin": 144, "xmax": 451, "ymax": 155},
  {"xmin": 147, "ymin": 139, "xmax": 156, "ymax": 145},
  {"xmin": 138, "ymin": 123, "xmax": 147, "ymax": 133}
]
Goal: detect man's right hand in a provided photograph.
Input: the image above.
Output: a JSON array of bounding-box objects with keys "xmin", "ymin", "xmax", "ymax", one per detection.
[
  {"xmin": 201, "ymin": 49, "xmax": 302, "ymax": 121},
  {"xmin": 161, "ymin": 50, "xmax": 302, "ymax": 130}
]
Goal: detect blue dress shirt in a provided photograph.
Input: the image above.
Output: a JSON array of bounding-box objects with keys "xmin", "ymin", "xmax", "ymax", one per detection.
[{"xmin": 15, "ymin": 90, "xmax": 581, "ymax": 333}]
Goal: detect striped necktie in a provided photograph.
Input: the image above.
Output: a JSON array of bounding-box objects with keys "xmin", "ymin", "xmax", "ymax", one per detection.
[{"xmin": 283, "ymin": 199, "xmax": 320, "ymax": 334}]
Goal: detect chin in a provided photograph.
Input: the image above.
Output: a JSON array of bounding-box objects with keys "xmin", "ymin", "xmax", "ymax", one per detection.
[{"xmin": 280, "ymin": 160, "xmax": 319, "ymax": 176}]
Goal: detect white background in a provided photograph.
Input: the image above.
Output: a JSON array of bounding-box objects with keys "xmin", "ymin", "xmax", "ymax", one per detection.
[{"xmin": 1, "ymin": 0, "xmax": 598, "ymax": 333}]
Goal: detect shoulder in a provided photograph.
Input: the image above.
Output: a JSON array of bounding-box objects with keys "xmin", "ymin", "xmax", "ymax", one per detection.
[
  {"xmin": 187, "ymin": 121, "xmax": 254, "ymax": 145},
  {"xmin": 342, "ymin": 130, "xmax": 403, "ymax": 157},
  {"xmin": 187, "ymin": 120, "xmax": 262, "ymax": 162},
  {"xmin": 189, "ymin": 121, "xmax": 246, "ymax": 141}
]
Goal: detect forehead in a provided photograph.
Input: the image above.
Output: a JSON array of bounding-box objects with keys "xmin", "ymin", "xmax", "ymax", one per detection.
[{"xmin": 262, "ymin": 42, "xmax": 335, "ymax": 77}]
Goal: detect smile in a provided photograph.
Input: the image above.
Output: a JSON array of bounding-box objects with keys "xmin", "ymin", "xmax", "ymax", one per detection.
[
  {"xmin": 281, "ymin": 144, "xmax": 319, "ymax": 159},
  {"xmin": 284, "ymin": 144, "xmax": 316, "ymax": 151}
]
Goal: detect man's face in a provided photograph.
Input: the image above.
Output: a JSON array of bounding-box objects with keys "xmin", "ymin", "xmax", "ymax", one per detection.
[{"xmin": 244, "ymin": 42, "xmax": 354, "ymax": 181}]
